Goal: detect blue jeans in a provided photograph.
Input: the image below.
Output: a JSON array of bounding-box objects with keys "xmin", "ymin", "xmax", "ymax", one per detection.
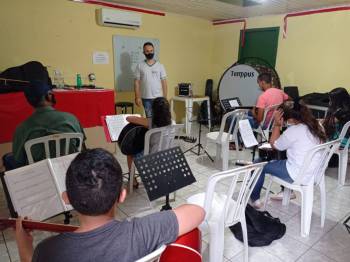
[
  {"xmin": 247, "ymin": 111, "xmax": 260, "ymax": 129},
  {"xmin": 251, "ymin": 159, "xmax": 294, "ymax": 201},
  {"xmin": 142, "ymin": 99, "xmax": 154, "ymax": 118}
]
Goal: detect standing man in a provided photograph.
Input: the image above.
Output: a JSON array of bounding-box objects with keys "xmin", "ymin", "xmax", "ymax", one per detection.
[{"xmin": 134, "ymin": 42, "xmax": 167, "ymax": 118}]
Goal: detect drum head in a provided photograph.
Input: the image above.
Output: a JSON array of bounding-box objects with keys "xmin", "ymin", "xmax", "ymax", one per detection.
[{"xmin": 118, "ymin": 123, "xmax": 148, "ymax": 155}]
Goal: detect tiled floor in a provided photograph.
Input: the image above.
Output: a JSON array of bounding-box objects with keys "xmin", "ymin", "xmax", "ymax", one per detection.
[{"xmin": 1, "ymin": 123, "xmax": 349, "ymax": 262}]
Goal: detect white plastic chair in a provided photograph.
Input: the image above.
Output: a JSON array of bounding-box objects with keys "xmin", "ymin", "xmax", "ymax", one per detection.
[
  {"xmin": 187, "ymin": 162, "xmax": 267, "ymax": 262},
  {"xmin": 24, "ymin": 133, "xmax": 84, "ymax": 164},
  {"xmin": 335, "ymin": 121, "xmax": 350, "ymax": 185},
  {"xmin": 253, "ymin": 104, "xmax": 280, "ymax": 142},
  {"xmin": 206, "ymin": 109, "xmax": 247, "ymax": 171},
  {"xmin": 135, "ymin": 245, "xmax": 166, "ymax": 262},
  {"xmin": 129, "ymin": 124, "xmax": 184, "ymax": 193},
  {"xmin": 263, "ymin": 139, "xmax": 340, "ymax": 237}
]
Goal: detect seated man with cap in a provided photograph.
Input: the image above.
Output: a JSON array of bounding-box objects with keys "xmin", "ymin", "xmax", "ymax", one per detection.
[{"xmin": 3, "ymin": 80, "xmax": 85, "ymax": 169}]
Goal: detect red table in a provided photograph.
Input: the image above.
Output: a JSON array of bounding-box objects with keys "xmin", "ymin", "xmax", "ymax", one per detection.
[{"xmin": 0, "ymin": 89, "xmax": 115, "ymax": 143}]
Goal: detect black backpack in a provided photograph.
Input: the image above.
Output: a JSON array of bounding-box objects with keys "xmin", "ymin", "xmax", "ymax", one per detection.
[{"xmin": 229, "ymin": 204, "xmax": 286, "ymax": 247}]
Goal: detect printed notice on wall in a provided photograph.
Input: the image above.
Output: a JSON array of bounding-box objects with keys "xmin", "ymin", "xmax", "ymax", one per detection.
[{"xmin": 93, "ymin": 51, "xmax": 109, "ymax": 64}]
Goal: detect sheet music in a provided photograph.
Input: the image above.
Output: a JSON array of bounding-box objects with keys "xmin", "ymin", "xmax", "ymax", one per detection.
[
  {"xmin": 229, "ymin": 99, "xmax": 240, "ymax": 107},
  {"xmin": 258, "ymin": 142, "xmax": 272, "ymax": 150},
  {"xmin": 238, "ymin": 119, "xmax": 258, "ymax": 148},
  {"xmin": 49, "ymin": 153, "xmax": 78, "ymax": 211},
  {"xmin": 4, "ymin": 160, "xmax": 64, "ymax": 221},
  {"xmin": 105, "ymin": 114, "xmax": 140, "ymax": 141}
]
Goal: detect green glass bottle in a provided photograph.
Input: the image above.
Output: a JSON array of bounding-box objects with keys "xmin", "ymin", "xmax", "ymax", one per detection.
[{"xmin": 76, "ymin": 74, "xmax": 82, "ymax": 89}]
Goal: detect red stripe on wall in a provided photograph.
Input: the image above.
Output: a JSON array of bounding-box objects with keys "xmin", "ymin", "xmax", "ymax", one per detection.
[{"xmin": 75, "ymin": 0, "xmax": 166, "ymax": 16}]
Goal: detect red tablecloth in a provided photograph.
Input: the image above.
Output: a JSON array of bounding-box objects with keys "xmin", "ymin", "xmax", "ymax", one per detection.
[{"xmin": 0, "ymin": 89, "xmax": 115, "ymax": 143}]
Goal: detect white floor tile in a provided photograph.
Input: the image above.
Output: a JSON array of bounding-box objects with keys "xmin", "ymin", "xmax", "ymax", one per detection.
[
  {"xmin": 313, "ymin": 224, "xmax": 350, "ymax": 262},
  {"xmin": 296, "ymin": 248, "xmax": 337, "ymax": 262}
]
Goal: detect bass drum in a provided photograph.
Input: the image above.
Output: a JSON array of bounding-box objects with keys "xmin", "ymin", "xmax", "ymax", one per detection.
[
  {"xmin": 218, "ymin": 57, "xmax": 281, "ymax": 107},
  {"xmin": 118, "ymin": 123, "xmax": 148, "ymax": 155},
  {"xmin": 160, "ymin": 228, "xmax": 202, "ymax": 262}
]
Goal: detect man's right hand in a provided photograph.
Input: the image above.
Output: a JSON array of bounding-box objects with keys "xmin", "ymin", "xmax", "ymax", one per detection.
[{"xmin": 135, "ymin": 98, "xmax": 142, "ymax": 107}]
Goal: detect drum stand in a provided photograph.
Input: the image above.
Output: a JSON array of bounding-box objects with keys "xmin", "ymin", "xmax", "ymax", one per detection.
[{"xmin": 134, "ymin": 147, "xmax": 196, "ymax": 211}]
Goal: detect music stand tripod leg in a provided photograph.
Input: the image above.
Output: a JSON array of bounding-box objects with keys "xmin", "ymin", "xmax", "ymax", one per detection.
[{"xmin": 184, "ymin": 121, "xmax": 214, "ymax": 162}]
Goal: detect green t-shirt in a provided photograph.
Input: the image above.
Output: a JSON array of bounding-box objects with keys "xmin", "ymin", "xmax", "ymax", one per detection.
[{"xmin": 12, "ymin": 106, "xmax": 85, "ymax": 166}]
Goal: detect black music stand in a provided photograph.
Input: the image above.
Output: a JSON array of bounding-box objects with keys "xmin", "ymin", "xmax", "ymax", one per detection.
[
  {"xmin": 344, "ymin": 216, "xmax": 350, "ymax": 234},
  {"xmin": 184, "ymin": 117, "xmax": 214, "ymax": 162},
  {"xmin": 134, "ymin": 147, "xmax": 196, "ymax": 210}
]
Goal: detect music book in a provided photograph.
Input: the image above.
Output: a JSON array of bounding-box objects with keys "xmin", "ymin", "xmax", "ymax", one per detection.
[
  {"xmin": 0, "ymin": 218, "xmax": 78, "ymax": 233},
  {"xmin": 4, "ymin": 153, "xmax": 78, "ymax": 221},
  {"xmin": 238, "ymin": 119, "xmax": 258, "ymax": 148},
  {"xmin": 105, "ymin": 114, "xmax": 140, "ymax": 142}
]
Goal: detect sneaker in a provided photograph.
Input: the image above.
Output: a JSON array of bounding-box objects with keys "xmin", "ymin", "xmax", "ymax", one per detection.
[
  {"xmin": 270, "ymin": 190, "xmax": 296, "ymax": 201},
  {"xmin": 249, "ymin": 199, "xmax": 263, "ymax": 209}
]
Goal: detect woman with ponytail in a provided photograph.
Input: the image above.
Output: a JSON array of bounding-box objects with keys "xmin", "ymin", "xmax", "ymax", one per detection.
[
  {"xmin": 250, "ymin": 99, "xmax": 326, "ymax": 209},
  {"xmin": 323, "ymin": 88, "xmax": 350, "ymax": 145}
]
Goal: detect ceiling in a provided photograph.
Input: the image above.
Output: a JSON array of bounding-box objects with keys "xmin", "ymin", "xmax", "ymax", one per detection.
[{"xmin": 104, "ymin": 0, "xmax": 350, "ymax": 20}]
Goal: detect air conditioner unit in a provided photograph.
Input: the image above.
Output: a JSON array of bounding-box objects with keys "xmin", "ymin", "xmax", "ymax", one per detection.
[{"xmin": 96, "ymin": 8, "xmax": 141, "ymax": 29}]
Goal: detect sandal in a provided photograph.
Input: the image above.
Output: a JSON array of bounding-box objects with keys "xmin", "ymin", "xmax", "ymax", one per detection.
[{"xmin": 133, "ymin": 178, "xmax": 139, "ymax": 189}]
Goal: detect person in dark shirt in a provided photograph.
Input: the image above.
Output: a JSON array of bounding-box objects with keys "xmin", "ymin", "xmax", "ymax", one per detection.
[
  {"xmin": 3, "ymin": 80, "xmax": 84, "ymax": 169},
  {"xmin": 15, "ymin": 148, "xmax": 205, "ymax": 262}
]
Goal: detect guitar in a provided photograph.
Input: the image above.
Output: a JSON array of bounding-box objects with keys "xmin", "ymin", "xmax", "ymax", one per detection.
[{"xmin": 0, "ymin": 218, "xmax": 78, "ymax": 233}]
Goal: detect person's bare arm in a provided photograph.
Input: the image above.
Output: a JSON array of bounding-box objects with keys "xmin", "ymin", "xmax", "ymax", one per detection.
[
  {"xmin": 15, "ymin": 217, "xmax": 34, "ymax": 262},
  {"xmin": 270, "ymin": 109, "xmax": 284, "ymax": 149},
  {"xmin": 134, "ymin": 79, "xmax": 142, "ymax": 107},
  {"xmin": 252, "ymin": 107, "xmax": 264, "ymax": 124},
  {"xmin": 126, "ymin": 116, "xmax": 149, "ymax": 128},
  {"xmin": 161, "ymin": 79, "xmax": 168, "ymax": 99},
  {"xmin": 173, "ymin": 204, "xmax": 205, "ymax": 236}
]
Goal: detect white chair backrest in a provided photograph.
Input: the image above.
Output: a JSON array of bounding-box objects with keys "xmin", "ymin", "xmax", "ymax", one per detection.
[
  {"xmin": 24, "ymin": 133, "xmax": 84, "ymax": 164},
  {"xmin": 338, "ymin": 120, "xmax": 350, "ymax": 149},
  {"xmin": 293, "ymin": 139, "xmax": 340, "ymax": 185},
  {"xmin": 135, "ymin": 245, "xmax": 166, "ymax": 262},
  {"xmin": 217, "ymin": 109, "xmax": 247, "ymax": 143},
  {"xmin": 306, "ymin": 104, "xmax": 328, "ymax": 119},
  {"xmin": 260, "ymin": 104, "xmax": 280, "ymax": 131},
  {"xmin": 144, "ymin": 124, "xmax": 184, "ymax": 155},
  {"xmin": 203, "ymin": 162, "xmax": 266, "ymax": 226}
]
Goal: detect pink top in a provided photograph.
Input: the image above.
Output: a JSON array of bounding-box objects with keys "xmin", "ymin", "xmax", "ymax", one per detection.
[{"xmin": 256, "ymin": 88, "xmax": 289, "ymax": 127}]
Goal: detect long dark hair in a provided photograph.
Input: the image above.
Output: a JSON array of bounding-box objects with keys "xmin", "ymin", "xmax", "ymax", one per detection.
[
  {"xmin": 323, "ymin": 87, "xmax": 350, "ymax": 138},
  {"xmin": 152, "ymin": 97, "xmax": 171, "ymax": 127},
  {"xmin": 281, "ymin": 100, "xmax": 327, "ymax": 142}
]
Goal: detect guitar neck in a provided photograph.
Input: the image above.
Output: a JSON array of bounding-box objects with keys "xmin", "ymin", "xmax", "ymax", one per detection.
[{"xmin": 0, "ymin": 218, "xmax": 79, "ymax": 233}]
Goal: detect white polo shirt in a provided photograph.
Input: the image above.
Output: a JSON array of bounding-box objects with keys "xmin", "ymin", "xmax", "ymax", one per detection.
[
  {"xmin": 135, "ymin": 60, "xmax": 167, "ymax": 99},
  {"xmin": 274, "ymin": 123, "xmax": 321, "ymax": 185}
]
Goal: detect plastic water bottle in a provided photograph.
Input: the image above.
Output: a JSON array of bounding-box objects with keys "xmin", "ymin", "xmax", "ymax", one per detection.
[
  {"xmin": 53, "ymin": 70, "xmax": 65, "ymax": 88},
  {"xmin": 76, "ymin": 74, "xmax": 82, "ymax": 89}
]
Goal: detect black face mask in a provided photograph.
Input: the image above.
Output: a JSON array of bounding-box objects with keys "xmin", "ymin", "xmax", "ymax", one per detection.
[{"xmin": 145, "ymin": 53, "xmax": 154, "ymax": 60}]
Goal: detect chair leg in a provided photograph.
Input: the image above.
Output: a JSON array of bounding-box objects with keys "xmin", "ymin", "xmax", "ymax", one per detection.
[
  {"xmin": 282, "ymin": 188, "xmax": 291, "ymax": 206},
  {"xmin": 208, "ymin": 224, "xmax": 225, "ymax": 262},
  {"xmin": 339, "ymin": 151, "xmax": 348, "ymax": 186},
  {"xmin": 214, "ymin": 144, "xmax": 222, "ymax": 169},
  {"xmin": 300, "ymin": 186, "xmax": 314, "ymax": 237},
  {"xmin": 319, "ymin": 178, "xmax": 326, "ymax": 227},
  {"xmin": 222, "ymin": 145, "xmax": 229, "ymax": 171},
  {"xmin": 263, "ymin": 175, "xmax": 273, "ymax": 211},
  {"xmin": 240, "ymin": 216, "xmax": 249, "ymax": 262}
]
